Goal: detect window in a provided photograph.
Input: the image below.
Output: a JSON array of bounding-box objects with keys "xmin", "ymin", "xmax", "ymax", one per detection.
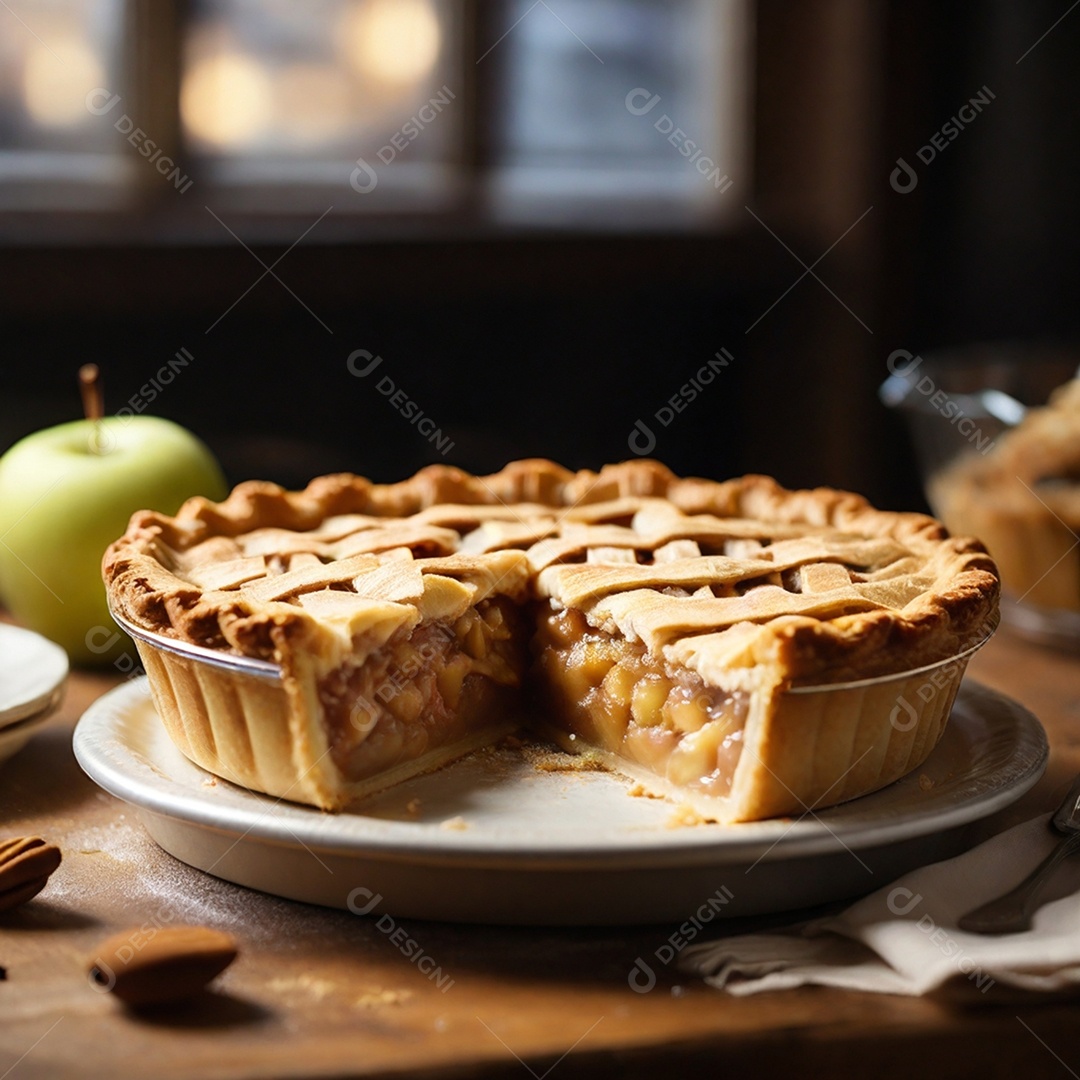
[
  {"xmin": 0, "ymin": 0, "xmax": 129, "ymax": 208},
  {"xmin": 183, "ymin": 0, "xmax": 462, "ymax": 208},
  {"xmin": 0, "ymin": 0, "xmax": 750, "ymax": 233},
  {"xmin": 489, "ymin": 0, "xmax": 749, "ymax": 226}
]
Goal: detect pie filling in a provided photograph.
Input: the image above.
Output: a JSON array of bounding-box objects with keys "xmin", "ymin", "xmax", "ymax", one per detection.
[
  {"xmin": 316, "ymin": 599, "xmax": 750, "ymax": 799},
  {"xmin": 533, "ymin": 608, "xmax": 748, "ymax": 799},
  {"xmin": 318, "ymin": 597, "xmax": 526, "ymax": 781}
]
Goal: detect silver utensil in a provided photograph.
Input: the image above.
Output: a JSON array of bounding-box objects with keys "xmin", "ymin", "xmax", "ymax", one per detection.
[{"xmin": 958, "ymin": 774, "xmax": 1080, "ymax": 934}]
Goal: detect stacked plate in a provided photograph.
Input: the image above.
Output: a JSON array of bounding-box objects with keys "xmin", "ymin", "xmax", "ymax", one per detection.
[{"xmin": 0, "ymin": 623, "xmax": 69, "ymax": 768}]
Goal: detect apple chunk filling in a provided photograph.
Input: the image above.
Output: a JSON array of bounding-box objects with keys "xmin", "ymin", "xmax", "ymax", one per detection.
[
  {"xmin": 318, "ymin": 597, "xmax": 526, "ymax": 781},
  {"xmin": 535, "ymin": 608, "xmax": 749, "ymax": 798}
]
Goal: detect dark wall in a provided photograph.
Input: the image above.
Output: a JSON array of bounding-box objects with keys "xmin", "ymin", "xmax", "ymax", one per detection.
[
  {"xmin": 881, "ymin": 0, "xmax": 1080, "ymax": 351},
  {"xmin": 2, "ymin": 1, "xmax": 1078, "ymax": 508},
  {"xmin": 0, "ymin": 236, "xmax": 766, "ymax": 491}
]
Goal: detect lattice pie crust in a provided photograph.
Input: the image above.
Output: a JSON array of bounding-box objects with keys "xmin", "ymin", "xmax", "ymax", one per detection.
[{"xmin": 103, "ymin": 460, "xmax": 999, "ymax": 822}]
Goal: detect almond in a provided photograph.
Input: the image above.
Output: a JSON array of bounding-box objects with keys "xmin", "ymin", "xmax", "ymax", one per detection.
[
  {"xmin": 88, "ymin": 925, "xmax": 238, "ymax": 1006},
  {"xmin": 0, "ymin": 837, "xmax": 62, "ymax": 912}
]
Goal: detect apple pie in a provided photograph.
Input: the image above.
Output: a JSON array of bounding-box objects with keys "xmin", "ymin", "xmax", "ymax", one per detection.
[
  {"xmin": 931, "ymin": 377, "xmax": 1080, "ymax": 613},
  {"xmin": 103, "ymin": 460, "xmax": 999, "ymax": 822}
]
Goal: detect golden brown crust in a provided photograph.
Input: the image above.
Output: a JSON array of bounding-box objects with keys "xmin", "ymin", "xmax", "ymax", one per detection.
[{"xmin": 104, "ymin": 459, "xmax": 999, "ymax": 687}]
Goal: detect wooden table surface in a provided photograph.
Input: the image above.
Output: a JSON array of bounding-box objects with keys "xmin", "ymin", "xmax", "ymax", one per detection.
[{"xmin": 2, "ymin": 626, "xmax": 1079, "ymax": 1080}]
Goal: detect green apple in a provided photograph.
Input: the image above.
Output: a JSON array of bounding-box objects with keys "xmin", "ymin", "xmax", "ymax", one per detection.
[{"xmin": 0, "ymin": 415, "xmax": 227, "ymax": 666}]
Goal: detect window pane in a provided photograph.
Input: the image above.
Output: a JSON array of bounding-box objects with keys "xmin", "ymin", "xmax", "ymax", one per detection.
[
  {"xmin": 0, "ymin": 0, "xmax": 128, "ymax": 203},
  {"xmin": 488, "ymin": 0, "xmax": 749, "ymax": 224},
  {"xmin": 182, "ymin": 0, "xmax": 460, "ymax": 198}
]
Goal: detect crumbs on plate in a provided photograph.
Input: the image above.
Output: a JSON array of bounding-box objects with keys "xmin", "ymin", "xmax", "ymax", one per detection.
[
  {"xmin": 531, "ymin": 750, "xmax": 608, "ymax": 774},
  {"xmin": 666, "ymin": 804, "xmax": 711, "ymax": 829}
]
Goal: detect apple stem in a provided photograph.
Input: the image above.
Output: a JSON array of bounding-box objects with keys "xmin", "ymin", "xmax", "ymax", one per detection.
[{"xmin": 79, "ymin": 364, "xmax": 105, "ymax": 455}]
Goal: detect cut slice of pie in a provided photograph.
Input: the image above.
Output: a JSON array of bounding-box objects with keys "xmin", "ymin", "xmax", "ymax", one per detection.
[{"xmin": 103, "ymin": 460, "xmax": 999, "ymax": 822}]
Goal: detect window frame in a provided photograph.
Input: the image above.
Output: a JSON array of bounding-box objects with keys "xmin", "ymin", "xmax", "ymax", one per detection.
[{"xmin": 0, "ymin": 0, "xmax": 753, "ymax": 244}]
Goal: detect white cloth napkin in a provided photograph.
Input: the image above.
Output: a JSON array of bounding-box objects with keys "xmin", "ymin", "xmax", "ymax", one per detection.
[{"xmin": 680, "ymin": 814, "xmax": 1080, "ymax": 998}]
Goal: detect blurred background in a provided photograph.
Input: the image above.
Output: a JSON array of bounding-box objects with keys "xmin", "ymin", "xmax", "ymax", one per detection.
[{"xmin": 0, "ymin": 0, "xmax": 1078, "ymax": 508}]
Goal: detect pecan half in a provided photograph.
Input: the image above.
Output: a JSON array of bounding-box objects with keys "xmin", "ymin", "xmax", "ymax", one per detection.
[
  {"xmin": 0, "ymin": 837, "xmax": 62, "ymax": 912},
  {"xmin": 88, "ymin": 925, "xmax": 239, "ymax": 1006}
]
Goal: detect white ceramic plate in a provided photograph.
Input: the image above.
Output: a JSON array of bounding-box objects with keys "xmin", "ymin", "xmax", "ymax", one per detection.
[
  {"xmin": 0, "ymin": 623, "xmax": 68, "ymax": 730},
  {"xmin": 0, "ymin": 707, "xmax": 61, "ymax": 770},
  {"xmin": 74, "ymin": 678, "xmax": 1047, "ymax": 925}
]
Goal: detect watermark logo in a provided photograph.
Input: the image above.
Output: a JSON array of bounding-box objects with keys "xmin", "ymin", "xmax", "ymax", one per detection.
[
  {"xmin": 350, "ymin": 157, "xmax": 379, "ymax": 194},
  {"xmin": 346, "ymin": 887, "xmax": 454, "ymax": 993},
  {"xmin": 885, "ymin": 349, "xmax": 996, "ymax": 455},
  {"xmin": 888, "ymin": 646, "xmax": 969, "ymax": 733},
  {"xmin": 115, "ymin": 347, "xmax": 195, "ymax": 419},
  {"xmin": 351, "ymin": 86, "xmax": 456, "ymax": 195},
  {"xmin": 346, "ymin": 887, "xmax": 382, "ymax": 917},
  {"xmin": 627, "ymin": 886, "xmax": 733, "ymax": 993},
  {"xmin": 347, "ymin": 348, "xmax": 455, "ymax": 457},
  {"xmin": 87, "ymin": 909, "xmax": 179, "ymax": 994},
  {"xmin": 349, "ymin": 695, "xmax": 380, "ymax": 737},
  {"xmin": 625, "ymin": 88, "xmax": 662, "ymax": 116},
  {"xmin": 883, "ymin": 888, "xmax": 995, "ymax": 993},
  {"xmin": 344, "ymin": 625, "xmax": 452, "ymax": 738},
  {"xmin": 346, "ymin": 348, "xmax": 384, "ymax": 379},
  {"xmin": 890, "ymin": 86, "xmax": 995, "ymax": 194},
  {"xmin": 890, "ymin": 157, "xmax": 919, "ymax": 194},
  {"xmin": 628, "ymin": 349, "xmax": 732, "ymax": 456},
  {"xmin": 886, "ymin": 886, "xmax": 922, "ymax": 917},
  {"xmin": 85, "ymin": 625, "xmax": 145, "ymax": 680},
  {"xmin": 889, "ymin": 694, "xmax": 919, "ymax": 733},
  {"xmin": 627, "ymin": 957, "xmax": 657, "ymax": 993},
  {"xmin": 625, "ymin": 87, "xmax": 733, "ymax": 193},
  {"xmin": 79, "ymin": 346, "xmax": 197, "ymax": 454},
  {"xmin": 86, "ymin": 88, "xmax": 193, "ymax": 193}
]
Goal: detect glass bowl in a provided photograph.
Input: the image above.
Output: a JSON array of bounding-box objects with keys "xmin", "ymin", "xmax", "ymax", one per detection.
[{"xmin": 880, "ymin": 342, "xmax": 1080, "ymax": 650}]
